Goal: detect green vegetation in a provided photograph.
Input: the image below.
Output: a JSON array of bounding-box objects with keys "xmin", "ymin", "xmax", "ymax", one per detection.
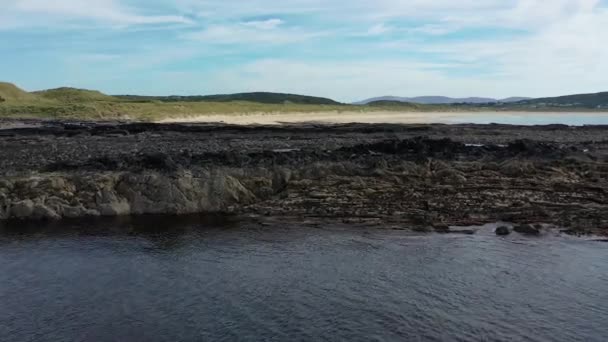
[
  {"xmin": 116, "ymin": 92, "xmax": 341, "ymax": 105},
  {"xmin": 0, "ymin": 82, "xmax": 41, "ymax": 102},
  {"xmin": 1, "ymin": 81, "xmax": 607, "ymax": 122},
  {"xmin": 515, "ymin": 92, "xmax": 608, "ymax": 109},
  {"xmin": 0, "ymin": 82, "xmax": 370, "ymax": 121},
  {"xmin": 34, "ymin": 87, "xmax": 115, "ymax": 103},
  {"xmin": 0, "ymin": 82, "xmax": 433, "ymax": 121}
]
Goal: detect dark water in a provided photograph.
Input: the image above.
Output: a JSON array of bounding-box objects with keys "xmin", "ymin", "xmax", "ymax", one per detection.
[{"xmin": 1, "ymin": 217, "xmax": 607, "ymax": 342}]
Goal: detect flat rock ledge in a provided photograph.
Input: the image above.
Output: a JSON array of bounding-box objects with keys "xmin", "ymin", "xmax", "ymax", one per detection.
[{"xmin": 1, "ymin": 121, "xmax": 608, "ymax": 235}]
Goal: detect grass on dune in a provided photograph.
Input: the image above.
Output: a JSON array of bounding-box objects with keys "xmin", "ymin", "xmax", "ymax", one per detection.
[
  {"xmin": 0, "ymin": 81, "xmax": 474, "ymax": 122},
  {"xmin": 0, "ymin": 101, "xmax": 375, "ymax": 121},
  {"xmin": 0, "ymin": 82, "xmax": 42, "ymax": 102},
  {"xmin": 33, "ymin": 87, "xmax": 116, "ymax": 103},
  {"xmin": 0, "ymin": 100, "xmax": 474, "ymax": 121}
]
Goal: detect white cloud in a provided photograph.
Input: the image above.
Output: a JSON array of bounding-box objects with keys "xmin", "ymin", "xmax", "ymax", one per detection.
[
  {"xmin": 242, "ymin": 18, "xmax": 285, "ymax": 30},
  {"xmin": 182, "ymin": 20, "xmax": 328, "ymax": 44},
  {"xmin": 199, "ymin": 59, "xmax": 489, "ymax": 101},
  {"xmin": 1, "ymin": 0, "xmax": 191, "ymax": 29},
  {"xmin": 366, "ymin": 23, "xmax": 391, "ymax": 36},
  {"xmin": 4, "ymin": 0, "xmax": 608, "ymax": 99}
]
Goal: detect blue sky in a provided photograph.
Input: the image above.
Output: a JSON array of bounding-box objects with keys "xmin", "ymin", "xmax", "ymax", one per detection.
[{"xmin": 1, "ymin": 0, "xmax": 607, "ymax": 102}]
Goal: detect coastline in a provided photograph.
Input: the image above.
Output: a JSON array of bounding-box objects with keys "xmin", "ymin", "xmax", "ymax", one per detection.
[
  {"xmin": 1, "ymin": 120, "xmax": 607, "ymax": 236},
  {"xmin": 155, "ymin": 110, "xmax": 608, "ymax": 125}
]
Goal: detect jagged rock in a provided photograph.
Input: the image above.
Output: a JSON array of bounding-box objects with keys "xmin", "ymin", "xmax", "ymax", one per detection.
[
  {"xmin": 1, "ymin": 122, "xmax": 608, "ymax": 237},
  {"xmin": 63, "ymin": 205, "xmax": 88, "ymax": 218},
  {"xmin": 10, "ymin": 200, "xmax": 35, "ymax": 219},
  {"xmin": 98, "ymin": 201, "xmax": 131, "ymax": 216},
  {"xmin": 32, "ymin": 204, "xmax": 60, "ymax": 220}
]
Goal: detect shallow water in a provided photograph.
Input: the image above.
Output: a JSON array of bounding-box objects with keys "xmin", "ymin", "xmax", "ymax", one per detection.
[
  {"xmin": 1, "ymin": 217, "xmax": 607, "ymax": 342},
  {"xmin": 442, "ymin": 112, "xmax": 608, "ymax": 126}
]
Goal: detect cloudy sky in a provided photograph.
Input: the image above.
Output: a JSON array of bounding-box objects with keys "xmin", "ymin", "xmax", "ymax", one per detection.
[{"xmin": 1, "ymin": 0, "xmax": 607, "ymax": 101}]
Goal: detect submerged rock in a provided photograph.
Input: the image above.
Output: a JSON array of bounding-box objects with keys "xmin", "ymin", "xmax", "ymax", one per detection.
[
  {"xmin": 495, "ymin": 226, "xmax": 511, "ymax": 236},
  {"xmin": 514, "ymin": 224, "xmax": 541, "ymax": 235}
]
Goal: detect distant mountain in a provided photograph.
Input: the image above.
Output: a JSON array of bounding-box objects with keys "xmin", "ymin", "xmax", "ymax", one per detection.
[
  {"xmin": 355, "ymin": 96, "xmax": 531, "ymax": 105},
  {"xmin": 500, "ymin": 97, "xmax": 531, "ymax": 103},
  {"xmin": 116, "ymin": 92, "xmax": 341, "ymax": 105},
  {"xmin": 366, "ymin": 100, "xmax": 425, "ymax": 108}
]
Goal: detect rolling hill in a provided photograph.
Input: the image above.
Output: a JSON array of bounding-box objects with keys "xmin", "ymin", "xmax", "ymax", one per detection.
[
  {"xmin": 366, "ymin": 100, "xmax": 427, "ymax": 108},
  {"xmin": 34, "ymin": 87, "xmax": 116, "ymax": 102},
  {"xmin": 116, "ymin": 92, "xmax": 341, "ymax": 105},
  {"xmin": 0, "ymin": 82, "xmax": 39, "ymax": 102},
  {"xmin": 511, "ymin": 92, "xmax": 608, "ymax": 109},
  {"xmin": 355, "ymin": 96, "xmax": 530, "ymax": 105},
  {"xmin": 2, "ymin": 80, "xmax": 608, "ymax": 122}
]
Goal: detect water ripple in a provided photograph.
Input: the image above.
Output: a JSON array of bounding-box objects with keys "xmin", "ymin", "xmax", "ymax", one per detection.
[{"xmin": 1, "ymin": 223, "xmax": 607, "ymax": 341}]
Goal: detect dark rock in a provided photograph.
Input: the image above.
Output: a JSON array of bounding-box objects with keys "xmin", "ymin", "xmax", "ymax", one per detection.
[
  {"xmin": 506, "ymin": 140, "xmax": 562, "ymax": 158},
  {"xmin": 140, "ymin": 153, "xmax": 179, "ymax": 171},
  {"xmin": 412, "ymin": 226, "xmax": 432, "ymax": 232},
  {"xmin": 10, "ymin": 200, "xmax": 35, "ymax": 219},
  {"xmin": 446, "ymin": 229, "xmax": 476, "ymax": 235},
  {"xmin": 433, "ymin": 224, "xmax": 450, "ymax": 233},
  {"xmin": 514, "ymin": 224, "xmax": 541, "ymax": 235},
  {"xmin": 495, "ymin": 226, "xmax": 511, "ymax": 235}
]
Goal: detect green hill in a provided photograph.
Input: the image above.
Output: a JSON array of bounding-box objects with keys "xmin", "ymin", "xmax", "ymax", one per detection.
[
  {"xmin": 0, "ymin": 82, "xmax": 39, "ymax": 102},
  {"xmin": 514, "ymin": 92, "xmax": 608, "ymax": 109},
  {"xmin": 34, "ymin": 87, "xmax": 116, "ymax": 102},
  {"xmin": 116, "ymin": 92, "xmax": 342, "ymax": 105}
]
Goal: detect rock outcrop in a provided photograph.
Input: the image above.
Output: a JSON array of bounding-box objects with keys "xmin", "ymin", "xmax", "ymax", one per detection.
[
  {"xmin": 0, "ymin": 169, "xmax": 273, "ymax": 220},
  {"xmin": 1, "ymin": 121, "xmax": 607, "ymax": 235}
]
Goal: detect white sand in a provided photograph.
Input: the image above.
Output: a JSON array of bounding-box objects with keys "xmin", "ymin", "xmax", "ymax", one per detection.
[
  {"xmin": 155, "ymin": 111, "xmax": 606, "ymax": 125},
  {"xmin": 155, "ymin": 111, "xmax": 507, "ymax": 125}
]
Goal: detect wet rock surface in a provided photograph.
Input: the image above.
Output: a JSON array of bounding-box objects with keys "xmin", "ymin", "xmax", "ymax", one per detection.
[
  {"xmin": 1, "ymin": 119, "xmax": 607, "ymax": 235},
  {"xmin": 495, "ymin": 226, "xmax": 512, "ymax": 236}
]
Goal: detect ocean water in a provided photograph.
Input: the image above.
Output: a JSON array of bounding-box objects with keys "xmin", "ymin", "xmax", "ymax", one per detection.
[
  {"xmin": 441, "ymin": 112, "xmax": 608, "ymax": 126},
  {"xmin": 1, "ymin": 217, "xmax": 607, "ymax": 342}
]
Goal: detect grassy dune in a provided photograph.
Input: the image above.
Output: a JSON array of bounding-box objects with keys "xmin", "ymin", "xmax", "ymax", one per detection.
[
  {"xmin": 2, "ymin": 81, "xmax": 608, "ymax": 122},
  {"xmin": 1, "ymin": 82, "xmax": 462, "ymax": 121}
]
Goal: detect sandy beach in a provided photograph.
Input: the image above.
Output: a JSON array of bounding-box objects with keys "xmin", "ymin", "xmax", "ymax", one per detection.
[{"xmin": 156, "ymin": 111, "xmax": 608, "ymax": 125}]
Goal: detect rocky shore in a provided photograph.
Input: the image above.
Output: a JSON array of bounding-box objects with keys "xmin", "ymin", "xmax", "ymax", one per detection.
[{"xmin": 1, "ymin": 120, "xmax": 607, "ymax": 235}]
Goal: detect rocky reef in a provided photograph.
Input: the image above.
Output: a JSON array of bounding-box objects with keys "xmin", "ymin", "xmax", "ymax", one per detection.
[{"xmin": 1, "ymin": 120, "xmax": 607, "ymax": 235}]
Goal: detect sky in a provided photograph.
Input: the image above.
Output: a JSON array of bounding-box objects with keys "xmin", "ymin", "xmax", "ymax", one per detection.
[{"xmin": 1, "ymin": 0, "xmax": 607, "ymax": 102}]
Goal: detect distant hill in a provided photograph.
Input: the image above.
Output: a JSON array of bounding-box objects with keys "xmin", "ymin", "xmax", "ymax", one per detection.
[
  {"xmin": 116, "ymin": 92, "xmax": 341, "ymax": 105},
  {"xmin": 355, "ymin": 96, "xmax": 531, "ymax": 105},
  {"xmin": 366, "ymin": 100, "xmax": 425, "ymax": 108},
  {"xmin": 34, "ymin": 87, "xmax": 116, "ymax": 102},
  {"xmin": 0, "ymin": 82, "xmax": 39, "ymax": 102},
  {"xmin": 500, "ymin": 97, "xmax": 530, "ymax": 103},
  {"xmin": 511, "ymin": 92, "xmax": 608, "ymax": 109}
]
